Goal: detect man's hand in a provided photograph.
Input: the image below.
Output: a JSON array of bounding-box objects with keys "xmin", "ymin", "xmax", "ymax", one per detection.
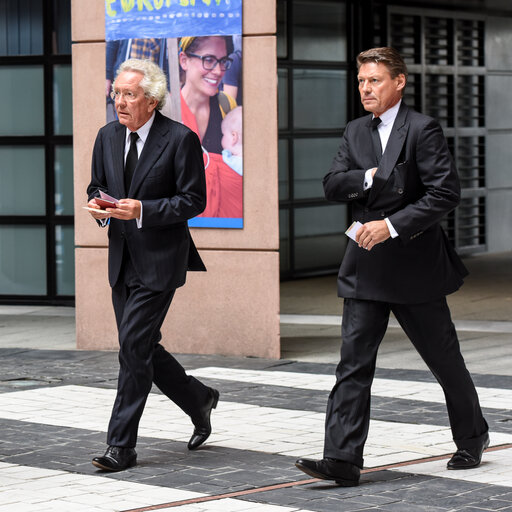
[
  {"xmin": 87, "ymin": 198, "xmax": 111, "ymax": 220},
  {"xmin": 356, "ymin": 220, "xmax": 390, "ymax": 251},
  {"xmin": 107, "ymin": 199, "xmax": 141, "ymax": 221}
]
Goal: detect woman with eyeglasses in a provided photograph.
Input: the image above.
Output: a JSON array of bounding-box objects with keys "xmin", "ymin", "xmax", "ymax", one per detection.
[{"xmin": 179, "ymin": 36, "xmax": 242, "ymax": 219}]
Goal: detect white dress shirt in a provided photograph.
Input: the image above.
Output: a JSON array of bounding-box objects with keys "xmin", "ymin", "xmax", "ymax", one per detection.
[
  {"xmin": 124, "ymin": 111, "xmax": 156, "ymax": 228},
  {"xmin": 363, "ymin": 100, "xmax": 402, "ymax": 238},
  {"xmin": 99, "ymin": 112, "xmax": 155, "ymax": 229}
]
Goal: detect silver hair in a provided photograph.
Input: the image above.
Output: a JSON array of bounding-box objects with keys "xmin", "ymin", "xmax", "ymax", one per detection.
[{"xmin": 114, "ymin": 58, "xmax": 167, "ymax": 110}]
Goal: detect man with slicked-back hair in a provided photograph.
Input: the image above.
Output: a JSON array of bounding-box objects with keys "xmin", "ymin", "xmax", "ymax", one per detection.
[{"xmin": 295, "ymin": 47, "xmax": 489, "ymax": 487}]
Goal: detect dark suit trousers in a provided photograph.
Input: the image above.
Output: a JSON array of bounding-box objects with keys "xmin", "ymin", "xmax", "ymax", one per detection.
[
  {"xmin": 107, "ymin": 251, "xmax": 210, "ymax": 448},
  {"xmin": 323, "ymin": 297, "xmax": 488, "ymax": 468}
]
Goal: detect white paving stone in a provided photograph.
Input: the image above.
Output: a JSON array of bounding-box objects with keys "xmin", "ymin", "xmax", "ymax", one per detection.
[
  {"xmin": 0, "ymin": 462, "xmax": 204, "ymax": 512},
  {"xmin": 0, "ymin": 385, "xmax": 510, "ymax": 468},
  {"xmin": 393, "ymin": 447, "xmax": 512, "ymax": 487},
  {"xmin": 190, "ymin": 367, "xmax": 512, "ymax": 410},
  {"xmin": 0, "ymin": 362, "xmax": 511, "ymax": 511},
  {"xmin": 0, "ymin": 463, "xmax": 312, "ymax": 512}
]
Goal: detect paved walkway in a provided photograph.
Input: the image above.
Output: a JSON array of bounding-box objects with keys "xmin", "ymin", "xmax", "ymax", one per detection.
[
  {"xmin": 0, "ymin": 349, "xmax": 511, "ymax": 511},
  {"xmin": 0, "ymin": 251, "xmax": 511, "ymax": 511}
]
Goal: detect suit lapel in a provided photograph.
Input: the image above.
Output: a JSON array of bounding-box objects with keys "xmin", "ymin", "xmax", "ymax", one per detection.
[
  {"xmin": 368, "ymin": 102, "xmax": 409, "ymax": 205},
  {"xmin": 128, "ymin": 111, "xmax": 169, "ymax": 197},
  {"xmin": 110, "ymin": 123, "xmax": 126, "ymax": 197}
]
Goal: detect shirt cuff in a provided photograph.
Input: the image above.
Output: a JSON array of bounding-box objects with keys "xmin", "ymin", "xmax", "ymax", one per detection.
[
  {"xmin": 385, "ymin": 218, "xmax": 399, "ymax": 238},
  {"xmin": 364, "ymin": 168, "xmax": 375, "ymax": 190},
  {"xmin": 136, "ymin": 201, "xmax": 143, "ymax": 229}
]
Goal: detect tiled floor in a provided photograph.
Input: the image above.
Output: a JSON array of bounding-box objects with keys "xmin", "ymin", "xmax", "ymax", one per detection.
[
  {"xmin": 1, "ymin": 349, "xmax": 511, "ymax": 512},
  {"xmin": 0, "ymin": 461, "xmax": 208, "ymax": 512}
]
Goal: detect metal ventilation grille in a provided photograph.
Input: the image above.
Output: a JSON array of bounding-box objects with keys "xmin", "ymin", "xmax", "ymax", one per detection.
[
  {"xmin": 388, "ymin": 7, "xmax": 487, "ymax": 254},
  {"xmin": 440, "ymin": 198, "xmax": 487, "ymax": 254},
  {"xmin": 389, "ymin": 14, "xmax": 421, "ymax": 65},
  {"xmin": 457, "ymin": 197, "xmax": 486, "ymax": 250},
  {"xmin": 457, "ymin": 136, "xmax": 486, "ymax": 189},
  {"xmin": 403, "ymin": 73, "xmax": 421, "ymax": 113},
  {"xmin": 425, "ymin": 17, "xmax": 454, "ymax": 65},
  {"xmin": 457, "ymin": 19, "xmax": 484, "ymax": 66},
  {"xmin": 425, "ymin": 74, "xmax": 454, "ymax": 128},
  {"xmin": 457, "ymin": 75, "xmax": 485, "ymax": 127},
  {"xmin": 372, "ymin": 6, "xmax": 385, "ymax": 48}
]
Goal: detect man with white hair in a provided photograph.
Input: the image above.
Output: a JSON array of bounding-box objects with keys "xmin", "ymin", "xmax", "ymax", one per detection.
[{"xmin": 87, "ymin": 59, "xmax": 219, "ymax": 471}]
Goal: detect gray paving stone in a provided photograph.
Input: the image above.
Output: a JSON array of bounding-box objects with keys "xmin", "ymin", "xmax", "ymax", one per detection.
[
  {"xmin": 456, "ymin": 508, "xmax": 501, "ymax": 512},
  {"xmin": 378, "ymin": 502, "xmax": 448, "ymax": 511},
  {"xmin": 477, "ymin": 500, "xmax": 512, "ymax": 510},
  {"xmin": 0, "ymin": 347, "xmax": 510, "ymax": 511}
]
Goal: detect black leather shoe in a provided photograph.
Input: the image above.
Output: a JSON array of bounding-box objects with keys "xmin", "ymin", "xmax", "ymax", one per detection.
[
  {"xmin": 92, "ymin": 446, "xmax": 137, "ymax": 471},
  {"xmin": 447, "ymin": 433, "xmax": 490, "ymax": 470},
  {"xmin": 188, "ymin": 387, "xmax": 219, "ymax": 450},
  {"xmin": 295, "ymin": 458, "xmax": 360, "ymax": 486}
]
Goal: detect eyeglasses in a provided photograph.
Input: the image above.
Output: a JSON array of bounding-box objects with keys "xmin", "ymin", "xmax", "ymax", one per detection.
[
  {"xmin": 185, "ymin": 52, "xmax": 232, "ymax": 71},
  {"xmin": 110, "ymin": 90, "xmax": 140, "ymax": 102}
]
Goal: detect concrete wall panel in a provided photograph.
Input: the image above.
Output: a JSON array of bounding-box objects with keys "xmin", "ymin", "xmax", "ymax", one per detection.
[
  {"xmin": 162, "ymin": 249, "xmax": 280, "ymax": 359},
  {"xmin": 243, "ymin": 0, "xmax": 276, "ymax": 35},
  {"xmin": 486, "ymin": 16, "xmax": 512, "ymax": 71},
  {"xmin": 73, "ymin": 0, "xmax": 280, "ymax": 358},
  {"xmin": 486, "ymin": 133, "xmax": 512, "ymax": 189},
  {"xmin": 487, "ymin": 190, "xmax": 512, "ymax": 253},
  {"xmin": 486, "ymin": 75, "xmax": 512, "ymax": 131},
  {"xmin": 71, "ymin": 0, "xmax": 105, "ymax": 42},
  {"xmin": 485, "ymin": 16, "xmax": 512, "ymax": 254},
  {"xmin": 75, "ymin": 248, "xmax": 117, "ymax": 350},
  {"xmin": 73, "ymin": 43, "xmax": 110, "ymax": 248},
  {"xmin": 75, "ymin": 247, "xmax": 280, "ymax": 358}
]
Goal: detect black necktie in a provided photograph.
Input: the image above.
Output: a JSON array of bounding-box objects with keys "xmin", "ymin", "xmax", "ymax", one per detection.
[
  {"xmin": 124, "ymin": 131, "xmax": 139, "ymax": 192},
  {"xmin": 370, "ymin": 117, "xmax": 382, "ymax": 165}
]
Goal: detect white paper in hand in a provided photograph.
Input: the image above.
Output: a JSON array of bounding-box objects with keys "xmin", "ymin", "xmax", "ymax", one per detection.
[{"xmin": 345, "ymin": 221, "xmax": 363, "ymax": 242}]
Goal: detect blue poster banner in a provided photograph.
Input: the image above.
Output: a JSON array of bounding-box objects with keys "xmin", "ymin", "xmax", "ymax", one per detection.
[
  {"xmin": 106, "ymin": 0, "xmax": 244, "ymax": 229},
  {"xmin": 105, "ymin": 0, "xmax": 242, "ymax": 41}
]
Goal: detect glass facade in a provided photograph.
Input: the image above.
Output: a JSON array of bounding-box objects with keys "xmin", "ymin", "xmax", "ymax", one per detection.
[
  {"xmin": 277, "ymin": 0, "xmax": 499, "ymax": 278},
  {"xmin": 53, "ymin": 64, "xmax": 73, "ymax": 136},
  {"xmin": 0, "ymin": 0, "xmax": 506, "ymax": 300},
  {"xmin": 0, "ymin": 1, "xmax": 44, "ymax": 56},
  {"xmin": 0, "ymin": 66, "xmax": 45, "ymax": 136},
  {"xmin": 292, "ymin": 1, "xmax": 347, "ymax": 61},
  {"xmin": 0, "ymin": 226, "xmax": 47, "ymax": 295},
  {"xmin": 0, "ymin": 146, "xmax": 46, "ymax": 216},
  {"xmin": 278, "ymin": 0, "xmax": 350, "ymax": 278},
  {"xmin": 0, "ymin": 0, "xmax": 73, "ymax": 304}
]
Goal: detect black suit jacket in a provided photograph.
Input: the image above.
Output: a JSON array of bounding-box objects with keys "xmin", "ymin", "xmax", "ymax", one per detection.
[
  {"xmin": 323, "ymin": 102, "xmax": 468, "ymax": 304},
  {"xmin": 87, "ymin": 110, "xmax": 206, "ymax": 292}
]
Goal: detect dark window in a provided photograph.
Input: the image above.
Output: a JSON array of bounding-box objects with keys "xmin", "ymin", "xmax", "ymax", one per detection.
[
  {"xmin": 278, "ymin": 0, "xmax": 349, "ymax": 278},
  {"xmin": 0, "ymin": 0, "xmax": 74, "ymax": 304}
]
